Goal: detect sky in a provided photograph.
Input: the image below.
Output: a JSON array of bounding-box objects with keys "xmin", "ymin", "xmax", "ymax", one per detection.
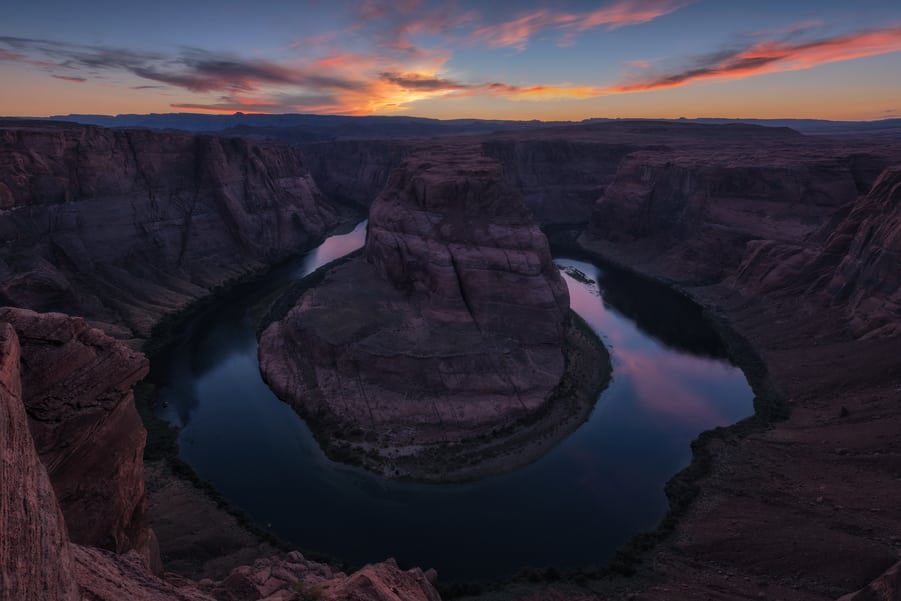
[{"xmin": 2, "ymin": 0, "xmax": 900, "ymax": 120}]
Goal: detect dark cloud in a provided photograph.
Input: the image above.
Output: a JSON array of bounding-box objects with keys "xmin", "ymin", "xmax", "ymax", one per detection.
[
  {"xmin": 0, "ymin": 36, "xmax": 365, "ymax": 95},
  {"xmin": 379, "ymin": 71, "xmax": 465, "ymax": 90},
  {"xmin": 51, "ymin": 74, "xmax": 86, "ymax": 82}
]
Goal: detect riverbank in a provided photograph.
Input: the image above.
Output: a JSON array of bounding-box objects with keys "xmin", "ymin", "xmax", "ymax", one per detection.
[
  {"xmin": 267, "ymin": 309, "xmax": 612, "ymax": 483},
  {"xmin": 564, "ymin": 232, "xmax": 901, "ymax": 600},
  {"xmin": 137, "ymin": 215, "xmax": 364, "ymax": 579}
]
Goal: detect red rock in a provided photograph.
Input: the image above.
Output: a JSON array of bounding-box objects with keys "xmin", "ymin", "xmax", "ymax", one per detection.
[
  {"xmin": 260, "ymin": 143, "xmax": 571, "ymax": 478},
  {"xmin": 0, "ymin": 322, "xmax": 80, "ymax": 601},
  {"xmin": 0, "ymin": 122, "xmax": 338, "ymax": 338},
  {"xmin": 0, "ymin": 307, "xmax": 158, "ymax": 570}
]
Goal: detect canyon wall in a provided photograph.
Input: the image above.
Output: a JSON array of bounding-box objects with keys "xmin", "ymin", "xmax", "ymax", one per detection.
[
  {"xmin": 0, "ymin": 121, "xmax": 339, "ymax": 340},
  {"xmin": 0, "ymin": 321, "xmax": 80, "ymax": 601},
  {"xmin": 0, "ymin": 306, "xmax": 158, "ymax": 569},
  {"xmin": 300, "ymin": 139, "xmax": 410, "ymax": 209},
  {"xmin": 577, "ymin": 126, "xmax": 901, "ymax": 600},
  {"xmin": 482, "ymin": 137, "xmax": 633, "ymax": 224}
]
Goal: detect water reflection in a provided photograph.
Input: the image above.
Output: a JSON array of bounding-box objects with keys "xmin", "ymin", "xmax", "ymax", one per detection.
[
  {"xmin": 561, "ymin": 258, "xmax": 747, "ymax": 432},
  {"xmin": 150, "ymin": 236, "xmax": 753, "ymax": 582}
]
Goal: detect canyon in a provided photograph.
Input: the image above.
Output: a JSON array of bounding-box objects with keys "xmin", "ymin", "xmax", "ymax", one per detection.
[{"xmin": 1, "ymin": 117, "xmax": 900, "ymax": 601}]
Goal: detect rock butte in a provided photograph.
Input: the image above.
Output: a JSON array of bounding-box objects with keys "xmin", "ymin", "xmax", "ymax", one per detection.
[
  {"xmin": 0, "ymin": 118, "xmax": 900, "ymax": 600},
  {"xmin": 260, "ymin": 143, "xmax": 608, "ymax": 480}
]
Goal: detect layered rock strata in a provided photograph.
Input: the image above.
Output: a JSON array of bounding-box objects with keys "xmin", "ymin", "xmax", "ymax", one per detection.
[
  {"xmin": 260, "ymin": 143, "xmax": 606, "ymax": 480},
  {"xmin": 0, "ymin": 121, "xmax": 339, "ymax": 340},
  {"xmin": 0, "ymin": 306, "xmax": 157, "ymax": 568},
  {"xmin": 0, "ymin": 307, "xmax": 442, "ymax": 601},
  {"xmin": 0, "ymin": 321, "xmax": 80, "ymax": 601},
  {"xmin": 579, "ymin": 159, "xmax": 901, "ymax": 599}
]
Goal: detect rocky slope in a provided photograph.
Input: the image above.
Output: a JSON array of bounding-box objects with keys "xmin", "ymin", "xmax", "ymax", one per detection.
[
  {"xmin": 260, "ymin": 142, "xmax": 608, "ymax": 480},
  {"xmin": 0, "ymin": 121, "xmax": 339, "ymax": 340},
  {"xmin": 0, "ymin": 321, "xmax": 80, "ymax": 601},
  {"xmin": 0, "ymin": 306, "xmax": 158, "ymax": 569},
  {"xmin": 0, "ymin": 308, "xmax": 442, "ymax": 601}
]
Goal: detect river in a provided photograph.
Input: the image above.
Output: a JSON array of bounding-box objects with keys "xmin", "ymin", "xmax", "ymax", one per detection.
[{"xmin": 151, "ymin": 221, "xmax": 753, "ymax": 581}]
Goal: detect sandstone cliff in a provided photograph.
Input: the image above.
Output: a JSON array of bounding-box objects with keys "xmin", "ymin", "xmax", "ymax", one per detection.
[
  {"xmin": 0, "ymin": 306, "xmax": 158, "ymax": 569},
  {"xmin": 300, "ymin": 139, "xmax": 409, "ymax": 209},
  {"xmin": 816, "ymin": 165, "xmax": 901, "ymax": 337},
  {"xmin": 259, "ymin": 142, "xmax": 603, "ymax": 480},
  {"xmin": 573, "ymin": 126, "xmax": 901, "ymax": 599},
  {"xmin": 0, "ymin": 321, "xmax": 80, "ymax": 601},
  {"xmin": 585, "ymin": 128, "xmax": 892, "ymax": 283},
  {"xmin": 0, "ymin": 121, "xmax": 339, "ymax": 340},
  {"xmin": 482, "ymin": 137, "xmax": 633, "ymax": 225}
]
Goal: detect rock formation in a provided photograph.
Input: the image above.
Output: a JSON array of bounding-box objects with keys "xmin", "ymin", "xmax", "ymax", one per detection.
[
  {"xmin": 576, "ymin": 124, "xmax": 901, "ymax": 599},
  {"xmin": 816, "ymin": 165, "xmax": 901, "ymax": 337},
  {"xmin": 0, "ymin": 321, "xmax": 80, "ymax": 601},
  {"xmin": 260, "ymin": 143, "xmax": 605, "ymax": 480},
  {"xmin": 0, "ymin": 306, "xmax": 158, "ymax": 569},
  {"xmin": 0, "ymin": 307, "xmax": 442, "ymax": 601},
  {"xmin": 482, "ymin": 135, "xmax": 634, "ymax": 225},
  {"xmin": 584, "ymin": 125, "xmax": 893, "ymax": 283},
  {"xmin": 300, "ymin": 139, "xmax": 409, "ymax": 209},
  {"xmin": 0, "ymin": 121, "xmax": 339, "ymax": 340}
]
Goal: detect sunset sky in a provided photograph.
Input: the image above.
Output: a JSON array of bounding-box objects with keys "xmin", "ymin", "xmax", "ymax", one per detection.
[{"xmin": 2, "ymin": 0, "xmax": 900, "ymax": 120}]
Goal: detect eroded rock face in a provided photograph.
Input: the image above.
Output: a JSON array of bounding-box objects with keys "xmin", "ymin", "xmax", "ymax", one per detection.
[
  {"xmin": 261, "ymin": 143, "xmax": 572, "ymax": 478},
  {"xmin": 818, "ymin": 165, "xmax": 901, "ymax": 337},
  {"xmin": 0, "ymin": 322, "xmax": 80, "ymax": 601},
  {"xmin": 300, "ymin": 140, "xmax": 409, "ymax": 209},
  {"xmin": 206, "ymin": 553, "xmax": 440, "ymax": 601},
  {"xmin": 0, "ymin": 121, "xmax": 338, "ymax": 339},
  {"xmin": 0, "ymin": 306, "xmax": 157, "ymax": 569},
  {"xmin": 482, "ymin": 137, "xmax": 634, "ymax": 225}
]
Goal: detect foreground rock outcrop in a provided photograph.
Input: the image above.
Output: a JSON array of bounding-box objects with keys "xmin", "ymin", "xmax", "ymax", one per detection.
[
  {"xmin": 0, "ymin": 121, "xmax": 339, "ymax": 340},
  {"xmin": 261, "ymin": 143, "xmax": 607, "ymax": 480},
  {"xmin": 0, "ymin": 306, "xmax": 158, "ymax": 569},
  {"xmin": 0, "ymin": 322, "xmax": 79, "ymax": 601},
  {"xmin": 0, "ymin": 307, "xmax": 442, "ymax": 601}
]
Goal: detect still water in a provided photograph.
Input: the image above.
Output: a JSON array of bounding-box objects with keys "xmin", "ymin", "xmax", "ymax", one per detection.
[{"xmin": 151, "ymin": 222, "xmax": 753, "ymax": 581}]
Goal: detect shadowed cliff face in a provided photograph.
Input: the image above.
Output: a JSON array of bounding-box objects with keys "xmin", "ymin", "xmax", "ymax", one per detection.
[
  {"xmin": 260, "ymin": 143, "xmax": 575, "ymax": 478},
  {"xmin": 0, "ymin": 322, "xmax": 80, "ymax": 601},
  {"xmin": 0, "ymin": 122, "xmax": 339, "ymax": 339},
  {"xmin": 819, "ymin": 165, "xmax": 901, "ymax": 337},
  {"xmin": 482, "ymin": 138, "xmax": 637, "ymax": 225},
  {"xmin": 300, "ymin": 139, "xmax": 410, "ymax": 209},
  {"xmin": 0, "ymin": 306, "xmax": 158, "ymax": 570},
  {"xmin": 584, "ymin": 130, "xmax": 894, "ymax": 285}
]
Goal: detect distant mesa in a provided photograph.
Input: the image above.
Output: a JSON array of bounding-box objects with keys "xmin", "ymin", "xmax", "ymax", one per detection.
[{"xmin": 259, "ymin": 142, "xmax": 609, "ymax": 480}]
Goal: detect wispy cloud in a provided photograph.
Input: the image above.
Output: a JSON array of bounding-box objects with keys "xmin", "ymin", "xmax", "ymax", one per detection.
[
  {"xmin": 2, "ymin": 12, "xmax": 900, "ymax": 116},
  {"xmin": 51, "ymin": 74, "xmax": 86, "ymax": 82},
  {"xmin": 469, "ymin": 0, "xmax": 691, "ymax": 51},
  {"xmin": 610, "ymin": 25, "xmax": 901, "ymax": 92}
]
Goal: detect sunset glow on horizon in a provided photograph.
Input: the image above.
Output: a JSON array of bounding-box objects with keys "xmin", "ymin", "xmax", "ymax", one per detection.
[{"xmin": 2, "ymin": 0, "xmax": 900, "ymax": 121}]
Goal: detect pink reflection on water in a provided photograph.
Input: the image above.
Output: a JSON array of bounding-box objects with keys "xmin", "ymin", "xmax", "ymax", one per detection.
[
  {"xmin": 617, "ymin": 351, "xmax": 726, "ymax": 428},
  {"xmin": 560, "ymin": 261, "xmax": 744, "ymax": 430},
  {"xmin": 304, "ymin": 220, "xmax": 368, "ymax": 272}
]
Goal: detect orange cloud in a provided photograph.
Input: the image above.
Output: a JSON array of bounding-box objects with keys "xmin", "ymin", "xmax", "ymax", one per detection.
[{"xmin": 611, "ymin": 25, "xmax": 901, "ymax": 93}]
